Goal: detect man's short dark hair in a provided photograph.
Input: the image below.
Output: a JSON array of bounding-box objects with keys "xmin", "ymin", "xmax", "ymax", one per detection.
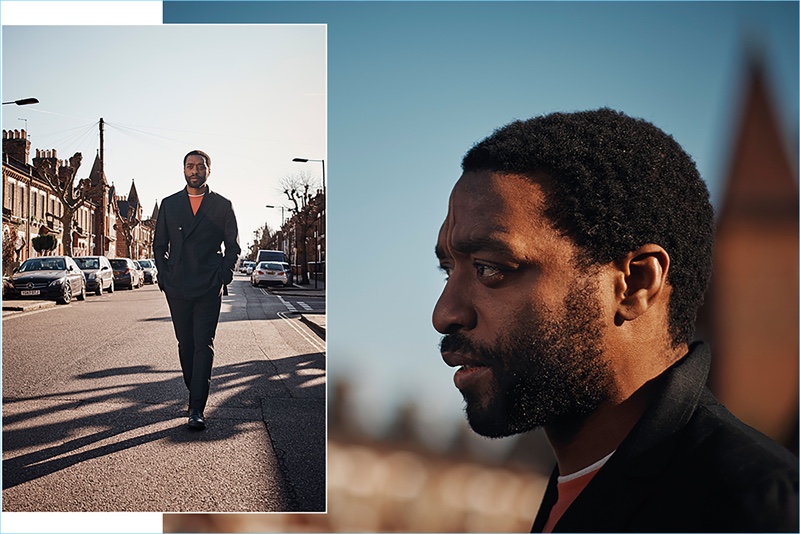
[
  {"xmin": 461, "ymin": 108, "xmax": 715, "ymax": 347},
  {"xmin": 184, "ymin": 150, "xmax": 211, "ymax": 168}
]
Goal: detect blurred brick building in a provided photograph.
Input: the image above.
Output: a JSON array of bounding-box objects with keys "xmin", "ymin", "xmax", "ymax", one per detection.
[{"xmin": 701, "ymin": 55, "xmax": 798, "ymax": 452}]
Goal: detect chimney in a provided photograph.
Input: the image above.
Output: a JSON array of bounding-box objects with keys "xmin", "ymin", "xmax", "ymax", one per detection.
[{"xmin": 2, "ymin": 129, "xmax": 31, "ymax": 164}]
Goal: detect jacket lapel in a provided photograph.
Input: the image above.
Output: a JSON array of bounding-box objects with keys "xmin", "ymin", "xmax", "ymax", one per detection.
[{"xmin": 548, "ymin": 343, "xmax": 712, "ymax": 532}]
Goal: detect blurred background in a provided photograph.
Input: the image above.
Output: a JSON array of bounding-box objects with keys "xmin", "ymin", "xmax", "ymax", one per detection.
[{"xmin": 157, "ymin": 1, "xmax": 796, "ymax": 532}]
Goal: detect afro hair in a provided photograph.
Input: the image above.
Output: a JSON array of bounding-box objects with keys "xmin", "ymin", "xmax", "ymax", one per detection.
[{"xmin": 461, "ymin": 108, "xmax": 715, "ymax": 347}]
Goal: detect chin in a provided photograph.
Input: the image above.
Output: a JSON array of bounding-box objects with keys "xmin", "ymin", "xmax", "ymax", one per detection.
[{"xmin": 463, "ymin": 394, "xmax": 540, "ymax": 438}]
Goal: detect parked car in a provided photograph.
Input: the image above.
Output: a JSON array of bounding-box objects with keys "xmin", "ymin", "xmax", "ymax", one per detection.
[
  {"xmin": 73, "ymin": 255, "xmax": 115, "ymax": 296},
  {"xmin": 136, "ymin": 259, "xmax": 158, "ymax": 284},
  {"xmin": 132, "ymin": 260, "xmax": 146, "ymax": 287},
  {"xmin": 251, "ymin": 261, "xmax": 290, "ymax": 287},
  {"xmin": 239, "ymin": 260, "xmax": 256, "ymax": 274},
  {"xmin": 110, "ymin": 258, "xmax": 143, "ymax": 289},
  {"xmin": 3, "ymin": 256, "xmax": 87, "ymax": 304}
]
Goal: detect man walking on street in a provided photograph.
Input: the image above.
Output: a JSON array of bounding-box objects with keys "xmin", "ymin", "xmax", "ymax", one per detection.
[
  {"xmin": 154, "ymin": 150, "xmax": 240, "ymax": 430},
  {"xmin": 433, "ymin": 109, "xmax": 797, "ymax": 531}
]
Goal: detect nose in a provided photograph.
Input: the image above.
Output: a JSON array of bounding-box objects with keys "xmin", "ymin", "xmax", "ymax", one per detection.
[{"xmin": 432, "ymin": 275, "xmax": 477, "ymax": 334}]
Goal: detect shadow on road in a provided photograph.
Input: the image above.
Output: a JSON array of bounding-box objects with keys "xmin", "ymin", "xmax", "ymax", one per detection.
[{"xmin": 2, "ymin": 355, "xmax": 325, "ymax": 511}]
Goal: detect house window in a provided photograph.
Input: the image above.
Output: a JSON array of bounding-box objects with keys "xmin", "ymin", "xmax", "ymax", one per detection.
[
  {"xmin": 4, "ymin": 181, "xmax": 12, "ymax": 211},
  {"xmin": 17, "ymin": 184, "xmax": 24, "ymax": 215}
]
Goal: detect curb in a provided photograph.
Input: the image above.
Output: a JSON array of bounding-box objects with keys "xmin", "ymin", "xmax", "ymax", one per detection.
[
  {"xmin": 2, "ymin": 300, "xmax": 57, "ymax": 313},
  {"xmin": 299, "ymin": 314, "xmax": 326, "ymax": 341}
]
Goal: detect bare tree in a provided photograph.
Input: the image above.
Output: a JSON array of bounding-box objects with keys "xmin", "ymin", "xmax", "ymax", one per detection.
[
  {"xmin": 32, "ymin": 152, "xmax": 87, "ymax": 257},
  {"xmin": 279, "ymin": 171, "xmax": 323, "ymax": 285},
  {"xmin": 114, "ymin": 203, "xmax": 140, "ymax": 259}
]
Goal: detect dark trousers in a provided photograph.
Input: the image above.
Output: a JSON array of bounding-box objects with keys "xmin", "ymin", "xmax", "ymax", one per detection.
[{"xmin": 166, "ymin": 285, "xmax": 223, "ymax": 412}]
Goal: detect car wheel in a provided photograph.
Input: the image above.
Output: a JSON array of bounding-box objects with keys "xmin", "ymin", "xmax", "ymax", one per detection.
[
  {"xmin": 77, "ymin": 281, "xmax": 86, "ymax": 301},
  {"xmin": 96, "ymin": 281, "xmax": 103, "ymax": 296},
  {"xmin": 108, "ymin": 279, "xmax": 115, "ymax": 293},
  {"xmin": 57, "ymin": 283, "xmax": 72, "ymax": 305}
]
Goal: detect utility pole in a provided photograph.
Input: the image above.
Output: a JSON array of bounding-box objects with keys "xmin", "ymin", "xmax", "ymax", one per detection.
[{"xmin": 98, "ymin": 118, "xmax": 105, "ymax": 255}]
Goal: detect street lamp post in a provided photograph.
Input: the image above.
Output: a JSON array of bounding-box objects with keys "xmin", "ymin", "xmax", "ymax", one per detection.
[
  {"xmin": 2, "ymin": 98, "xmax": 39, "ymax": 106},
  {"xmin": 265, "ymin": 204, "xmax": 285, "ymax": 226},
  {"xmin": 2, "ymin": 99, "xmax": 39, "ymax": 258},
  {"xmin": 291, "ymin": 157, "xmax": 325, "ymax": 193},
  {"xmin": 265, "ymin": 204, "xmax": 287, "ymax": 252}
]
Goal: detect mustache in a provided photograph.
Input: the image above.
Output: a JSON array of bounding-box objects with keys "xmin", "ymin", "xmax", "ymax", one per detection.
[{"xmin": 440, "ymin": 332, "xmax": 481, "ymax": 354}]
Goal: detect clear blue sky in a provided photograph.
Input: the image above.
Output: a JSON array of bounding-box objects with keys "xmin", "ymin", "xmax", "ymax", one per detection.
[
  {"xmin": 2, "ymin": 24, "xmax": 326, "ymax": 253},
  {"xmin": 164, "ymin": 1, "xmax": 799, "ymax": 447}
]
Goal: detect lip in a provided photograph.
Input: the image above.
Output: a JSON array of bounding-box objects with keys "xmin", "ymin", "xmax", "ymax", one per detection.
[{"xmin": 442, "ymin": 350, "xmax": 491, "ymax": 391}]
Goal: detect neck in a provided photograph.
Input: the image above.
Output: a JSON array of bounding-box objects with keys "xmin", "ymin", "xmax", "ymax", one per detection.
[
  {"xmin": 186, "ymin": 184, "xmax": 207, "ymax": 196},
  {"xmin": 544, "ymin": 368, "xmax": 665, "ymax": 476}
]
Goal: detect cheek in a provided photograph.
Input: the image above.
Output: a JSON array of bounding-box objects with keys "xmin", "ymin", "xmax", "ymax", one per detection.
[{"xmin": 474, "ymin": 292, "xmax": 538, "ymax": 338}]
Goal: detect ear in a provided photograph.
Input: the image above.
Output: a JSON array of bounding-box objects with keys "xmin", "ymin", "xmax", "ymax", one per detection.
[{"xmin": 614, "ymin": 244, "xmax": 670, "ymax": 325}]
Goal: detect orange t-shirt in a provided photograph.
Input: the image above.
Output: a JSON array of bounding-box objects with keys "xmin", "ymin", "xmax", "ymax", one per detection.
[
  {"xmin": 542, "ymin": 451, "xmax": 614, "ymax": 532},
  {"xmin": 189, "ymin": 193, "xmax": 204, "ymax": 215},
  {"xmin": 542, "ymin": 468, "xmax": 601, "ymax": 532}
]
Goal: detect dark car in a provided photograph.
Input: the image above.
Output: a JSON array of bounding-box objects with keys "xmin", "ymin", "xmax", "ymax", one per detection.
[
  {"xmin": 136, "ymin": 259, "xmax": 158, "ymax": 284},
  {"xmin": 73, "ymin": 255, "xmax": 115, "ymax": 296},
  {"xmin": 3, "ymin": 256, "xmax": 87, "ymax": 304},
  {"xmin": 110, "ymin": 258, "xmax": 143, "ymax": 289}
]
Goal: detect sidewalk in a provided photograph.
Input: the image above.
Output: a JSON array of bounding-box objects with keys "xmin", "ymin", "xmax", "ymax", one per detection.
[
  {"xmin": 270, "ymin": 278, "xmax": 326, "ymax": 340},
  {"xmin": 2, "ymin": 299, "xmax": 56, "ymax": 315}
]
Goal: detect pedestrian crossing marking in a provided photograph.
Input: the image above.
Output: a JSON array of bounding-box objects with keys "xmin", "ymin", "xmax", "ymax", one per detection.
[
  {"xmin": 298, "ymin": 302, "xmax": 313, "ymax": 311},
  {"xmin": 277, "ymin": 295, "xmax": 297, "ymax": 312}
]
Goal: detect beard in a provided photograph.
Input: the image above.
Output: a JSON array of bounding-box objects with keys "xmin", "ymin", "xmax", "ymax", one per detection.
[
  {"xmin": 184, "ymin": 174, "xmax": 207, "ymax": 190},
  {"xmin": 440, "ymin": 277, "xmax": 612, "ymax": 438}
]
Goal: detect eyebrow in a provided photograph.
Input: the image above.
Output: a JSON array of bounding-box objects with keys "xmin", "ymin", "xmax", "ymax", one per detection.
[{"xmin": 435, "ymin": 235, "xmax": 517, "ymax": 259}]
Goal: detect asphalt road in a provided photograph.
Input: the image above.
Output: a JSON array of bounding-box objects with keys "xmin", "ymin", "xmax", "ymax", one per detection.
[{"xmin": 2, "ymin": 275, "xmax": 326, "ymax": 513}]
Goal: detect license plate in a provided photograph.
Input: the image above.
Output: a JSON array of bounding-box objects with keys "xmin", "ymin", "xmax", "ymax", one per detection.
[
  {"xmin": 20, "ymin": 290, "xmax": 40, "ymax": 296},
  {"xmin": 266, "ymin": 271, "xmax": 276, "ymax": 275}
]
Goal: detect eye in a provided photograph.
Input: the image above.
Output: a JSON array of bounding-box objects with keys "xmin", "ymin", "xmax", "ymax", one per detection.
[
  {"xmin": 475, "ymin": 263, "xmax": 501, "ymax": 279},
  {"xmin": 438, "ymin": 264, "xmax": 452, "ymax": 281}
]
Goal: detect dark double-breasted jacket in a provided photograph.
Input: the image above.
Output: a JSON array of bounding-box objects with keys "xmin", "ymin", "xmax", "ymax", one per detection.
[{"xmin": 153, "ymin": 186, "xmax": 240, "ymax": 298}]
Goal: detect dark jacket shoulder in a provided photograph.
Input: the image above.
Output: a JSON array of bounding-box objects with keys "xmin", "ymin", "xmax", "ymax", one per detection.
[{"xmin": 535, "ymin": 343, "xmax": 798, "ymax": 533}]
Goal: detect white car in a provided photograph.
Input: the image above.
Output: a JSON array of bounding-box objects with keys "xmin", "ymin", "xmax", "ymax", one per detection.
[
  {"xmin": 251, "ymin": 261, "xmax": 290, "ymax": 287},
  {"xmin": 240, "ymin": 261, "xmax": 256, "ymax": 274}
]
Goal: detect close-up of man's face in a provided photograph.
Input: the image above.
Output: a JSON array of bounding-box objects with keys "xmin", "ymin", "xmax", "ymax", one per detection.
[
  {"xmin": 184, "ymin": 154, "xmax": 210, "ymax": 190},
  {"xmin": 434, "ymin": 171, "xmax": 615, "ymax": 437}
]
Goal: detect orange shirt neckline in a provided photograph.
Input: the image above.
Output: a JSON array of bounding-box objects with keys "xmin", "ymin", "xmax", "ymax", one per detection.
[{"xmin": 189, "ymin": 193, "xmax": 205, "ymax": 215}]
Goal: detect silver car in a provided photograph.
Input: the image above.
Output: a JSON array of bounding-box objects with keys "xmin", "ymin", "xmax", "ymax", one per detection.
[{"xmin": 74, "ymin": 255, "xmax": 115, "ymax": 296}]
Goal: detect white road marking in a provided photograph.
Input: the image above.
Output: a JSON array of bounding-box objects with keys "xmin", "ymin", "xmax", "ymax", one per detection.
[
  {"xmin": 297, "ymin": 301, "xmax": 313, "ymax": 311},
  {"xmin": 277, "ymin": 311, "xmax": 325, "ymax": 353},
  {"xmin": 276, "ymin": 295, "xmax": 297, "ymax": 312}
]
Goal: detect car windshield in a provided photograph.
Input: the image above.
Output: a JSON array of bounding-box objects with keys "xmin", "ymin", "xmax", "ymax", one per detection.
[
  {"xmin": 138, "ymin": 260, "xmax": 152, "ymax": 268},
  {"xmin": 264, "ymin": 263, "xmax": 284, "ymax": 270},
  {"xmin": 20, "ymin": 258, "xmax": 65, "ymax": 271},
  {"xmin": 110, "ymin": 260, "xmax": 128, "ymax": 269},
  {"xmin": 74, "ymin": 258, "xmax": 99, "ymax": 269}
]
